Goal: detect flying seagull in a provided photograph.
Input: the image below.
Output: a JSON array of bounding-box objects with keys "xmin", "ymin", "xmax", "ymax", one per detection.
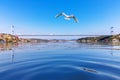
[{"xmin": 55, "ymin": 12, "xmax": 79, "ymax": 23}]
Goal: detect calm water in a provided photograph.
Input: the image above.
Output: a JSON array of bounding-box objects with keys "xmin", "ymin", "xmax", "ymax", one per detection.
[{"xmin": 0, "ymin": 42, "xmax": 120, "ymax": 80}]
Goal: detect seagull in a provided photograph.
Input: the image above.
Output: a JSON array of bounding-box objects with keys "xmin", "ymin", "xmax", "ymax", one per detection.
[{"xmin": 55, "ymin": 12, "xmax": 79, "ymax": 23}]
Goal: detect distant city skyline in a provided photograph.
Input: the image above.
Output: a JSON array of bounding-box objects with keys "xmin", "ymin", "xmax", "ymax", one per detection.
[{"xmin": 0, "ymin": 0, "xmax": 120, "ymax": 36}]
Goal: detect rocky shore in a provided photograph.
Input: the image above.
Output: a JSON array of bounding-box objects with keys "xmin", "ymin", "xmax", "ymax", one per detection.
[
  {"xmin": 0, "ymin": 33, "xmax": 30, "ymax": 43},
  {"xmin": 77, "ymin": 34, "xmax": 120, "ymax": 45}
]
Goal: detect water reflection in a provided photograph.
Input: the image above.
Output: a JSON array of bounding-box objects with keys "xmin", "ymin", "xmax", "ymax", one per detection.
[
  {"xmin": 0, "ymin": 43, "xmax": 18, "ymax": 52},
  {"xmin": 0, "ymin": 42, "xmax": 120, "ymax": 80},
  {"xmin": 76, "ymin": 42, "xmax": 117, "ymax": 56},
  {"xmin": 0, "ymin": 43, "xmax": 16, "ymax": 63},
  {"xmin": 0, "ymin": 42, "xmax": 120, "ymax": 63},
  {"xmin": 11, "ymin": 48, "xmax": 15, "ymax": 63},
  {"xmin": 110, "ymin": 44, "xmax": 113, "ymax": 56}
]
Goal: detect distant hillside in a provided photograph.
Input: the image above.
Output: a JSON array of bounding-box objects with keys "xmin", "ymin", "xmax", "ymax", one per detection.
[
  {"xmin": 0, "ymin": 33, "xmax": 31, "ymax": 43},
  {"xmin": 0, "ymin": 33, "xmax": 19, "ymax": 43},
  {"xmin": 77, "ymin": 34, "xmax": 120, "ymax": 43}
]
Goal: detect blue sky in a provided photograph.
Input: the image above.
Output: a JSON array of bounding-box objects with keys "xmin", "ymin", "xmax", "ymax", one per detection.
[{"xmin": 0, "ymin": 0, "xmax": 120, "ymax": 36}]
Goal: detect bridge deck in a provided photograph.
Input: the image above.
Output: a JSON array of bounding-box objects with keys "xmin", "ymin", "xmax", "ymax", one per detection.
[{"xmin": 18, "ymin": 35, "xmax": 110, "ymax": 36}]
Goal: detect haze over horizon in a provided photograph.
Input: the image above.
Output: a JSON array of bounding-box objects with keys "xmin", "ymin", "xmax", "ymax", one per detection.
[{"xmin": 0, "ymin": 0, "xmax": 120, "ymax": 36}]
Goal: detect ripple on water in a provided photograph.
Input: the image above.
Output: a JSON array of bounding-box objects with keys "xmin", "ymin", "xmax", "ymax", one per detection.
[
  {"xmin": 0, "ymin": 42, "xmax": 120, "ymax": 80},
  {"xmin": 0, "ymin": 54, "xmax": 120, "ymax": 80}
]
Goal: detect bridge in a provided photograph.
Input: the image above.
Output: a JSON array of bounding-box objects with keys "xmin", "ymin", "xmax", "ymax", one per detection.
[{"xmin": 18, "ymin": 34, "xmax": 110, "ymax": 37}]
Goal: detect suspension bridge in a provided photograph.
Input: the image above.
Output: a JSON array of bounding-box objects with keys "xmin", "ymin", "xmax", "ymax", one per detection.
[
  {"xmin": 11, "ymin": 25, "xmax": 113, "ymax": 37},
  {"xmin": 17, "ymin": 34, "xmax": 110, "ymax": 37}
]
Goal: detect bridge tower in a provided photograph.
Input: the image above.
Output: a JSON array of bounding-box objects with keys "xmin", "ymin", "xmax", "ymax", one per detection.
[
  {"xmin": 11, "ymin": 25, "xmax": 14, "ymax": 35},
  {"xmin": 110, "ymin": 26, "xmax": 114, "ymax": 36}
]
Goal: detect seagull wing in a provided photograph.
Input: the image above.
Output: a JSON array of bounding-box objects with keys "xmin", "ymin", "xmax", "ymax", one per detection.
[
  {"xmin": 62, "ymin": 12, "xmax": 69, "ymax": 17},
  {"xmin": 55, "ymin": 13, "xmax": 63, "ymax": 18},
  {"xmin": 73, "ymin": 16, "xmax": 79, "ymax": 23},
  {"xmin": 55, "ymin": 12, "xmax": 68, "ymax": 18}
]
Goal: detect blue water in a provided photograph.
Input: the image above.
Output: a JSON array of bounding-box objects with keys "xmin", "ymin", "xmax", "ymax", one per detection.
[{"xmin": 0, "ymin": 42, "xmax": 120, "ymax": 80}]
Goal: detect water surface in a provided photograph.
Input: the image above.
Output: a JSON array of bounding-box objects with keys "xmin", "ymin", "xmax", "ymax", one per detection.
[{"xmin": 0, "ymin": 42, "xmax": 120, "ymax": 80}]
